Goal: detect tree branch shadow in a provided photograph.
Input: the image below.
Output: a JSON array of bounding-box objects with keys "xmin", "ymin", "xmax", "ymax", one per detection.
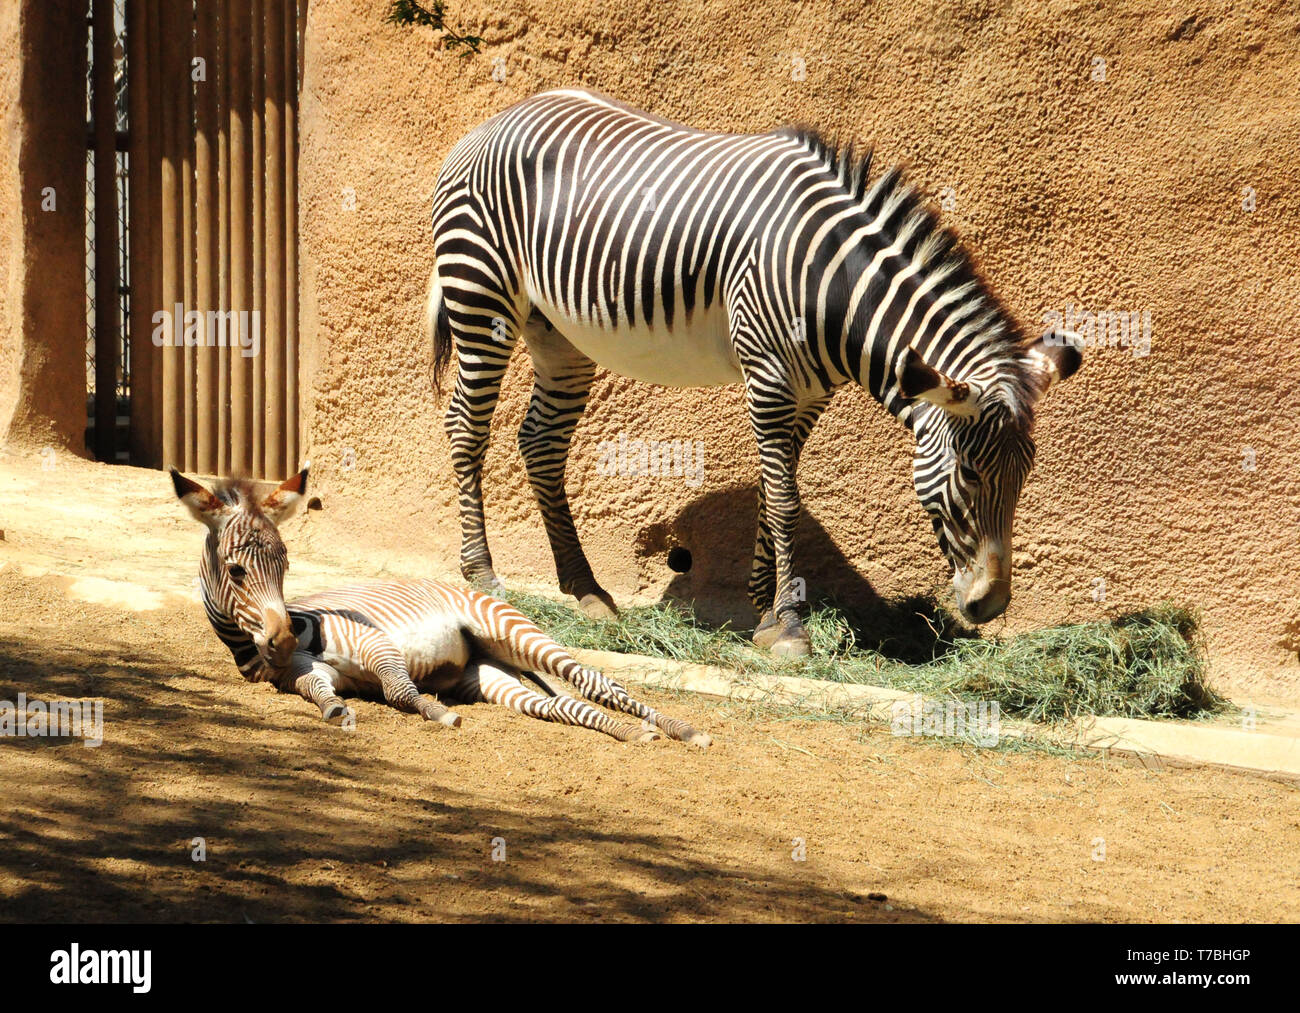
[{"xmin": 0, "ymin": 636, "xmax": 941, "ymax": 923}]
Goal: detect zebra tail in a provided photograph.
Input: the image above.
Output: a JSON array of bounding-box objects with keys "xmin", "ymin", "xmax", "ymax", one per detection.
[{"xmin": 426, "ymin": 264, "xmax": 452, "ymax": 394}]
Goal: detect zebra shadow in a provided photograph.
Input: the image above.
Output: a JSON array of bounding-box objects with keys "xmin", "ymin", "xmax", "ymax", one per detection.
[{"xmin": 634, "ymin": 486, "xmax": 980, "ymax": 665}]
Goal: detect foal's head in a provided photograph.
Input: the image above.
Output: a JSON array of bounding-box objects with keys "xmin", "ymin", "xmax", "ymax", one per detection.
[{"xmin": 171, "ymin": 466, "xmax": 309, "ymax": 669}]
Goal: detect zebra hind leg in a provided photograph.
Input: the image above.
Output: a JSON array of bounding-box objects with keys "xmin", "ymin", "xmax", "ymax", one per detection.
[
  {"xmin": 456, "ymin": 657, "xmax": 660, "ymax": 742},
  {"xmin": 466, "ymin": 590, "xmax": 711, "ymax": 747},
  {"xmin": 518, "ymin": 315, "xmax": 617, "ymax": 620},
  {"xmin": 560, "ymin": 664, "xmax": 712, "ymax": 748},
  {"xmin": 442, "ymin": 306, "xmax": 518, "ymax": 591}
]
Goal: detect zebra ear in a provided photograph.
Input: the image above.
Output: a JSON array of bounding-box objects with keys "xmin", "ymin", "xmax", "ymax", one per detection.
[
  {"xmin": 896, "ymin": 347, "xmax": 979, "ymax": 417},
  {"xmin": 1024, "ymin": 330, "xmax": 1083, "ymax": 395},
  {"xmin": 171, "ymin": 468, "xmax": 228, "ymax": 529},
  {"xmin": 261, "ymin": 462, "xmax": 310, "ymax": 524}
]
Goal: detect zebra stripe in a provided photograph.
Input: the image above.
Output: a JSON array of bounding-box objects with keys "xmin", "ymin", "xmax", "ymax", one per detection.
[
  {"xmin": 176, "ymin": 469, "xmax": 708, "ymax": 745},
  {"xmin": 428, "ymin": 89, "xmax": 1080, "ymax": 641}
]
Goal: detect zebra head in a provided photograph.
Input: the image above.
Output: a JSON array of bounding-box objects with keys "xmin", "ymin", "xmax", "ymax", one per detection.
[
  {"xmin": 171, "ymin": 466, "xmax": 310, "ymax": 668},
  {"xmin": 898, "ymin": 333, "xmax": 1082, "ymax": 624}
]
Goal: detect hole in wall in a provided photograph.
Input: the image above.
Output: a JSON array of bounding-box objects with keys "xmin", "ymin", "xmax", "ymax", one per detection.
[{"xmin": 666, "ymin": 546, "xmax": 692, "ymax": 574}]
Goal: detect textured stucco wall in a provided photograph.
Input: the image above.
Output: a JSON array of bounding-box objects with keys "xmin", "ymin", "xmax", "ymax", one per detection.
[
  {"xmin": 0, "ymin": 1, "xmax": 22, "ymax": 440},
  {"xmin": 297, "ymin": 0, "xmax": 1300, "ymax": 697},
  {"xmin": 0, "ymin": 0, "xmax": 89, "ymax": 452}
]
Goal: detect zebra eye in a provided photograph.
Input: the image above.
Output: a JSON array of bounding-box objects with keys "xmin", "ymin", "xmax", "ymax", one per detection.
[{"xmin": 227, "ymin": 563, "xmax": 247, "ymax": 583}]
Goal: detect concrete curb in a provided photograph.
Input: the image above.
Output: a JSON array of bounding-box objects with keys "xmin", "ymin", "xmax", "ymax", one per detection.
[{"xmin": 572, "ymin": 648, "xmax": 1300, "ymax": 781}]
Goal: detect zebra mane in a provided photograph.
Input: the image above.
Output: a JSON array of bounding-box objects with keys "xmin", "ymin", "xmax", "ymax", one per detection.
[
  {"xmin": 775, "ymin": 125, "xmax": 875, "ymax": 202},
  {"xmin": 212, "ymin": 478, "xmax": 265, "ymax": 513},
  {"xmin": 209, "ymin": 478, "xmax": 287, "ymax": 553},
  {"xmin": 776, "ymin": 125, "xmax": 1040, "ymax": 425}
]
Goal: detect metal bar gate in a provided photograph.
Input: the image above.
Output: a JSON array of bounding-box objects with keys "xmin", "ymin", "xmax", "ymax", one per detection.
[{"xmin": 89, "ymin": 0, "xmax": 302, "ymax": 478}]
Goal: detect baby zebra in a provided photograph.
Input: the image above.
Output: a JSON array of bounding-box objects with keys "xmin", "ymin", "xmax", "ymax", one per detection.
[{"xmin": 171, "ymin": 466, "xmax": 710, "ymax": 746}]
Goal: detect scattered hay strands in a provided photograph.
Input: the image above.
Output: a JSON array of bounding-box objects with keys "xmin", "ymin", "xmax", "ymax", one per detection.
[{"xmin": 501, "ymin": 591, "xmax": 1229, "ymax": 724}]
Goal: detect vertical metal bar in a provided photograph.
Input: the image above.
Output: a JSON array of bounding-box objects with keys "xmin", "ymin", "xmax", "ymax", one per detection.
[
  {"xmin": 159, "ymin": 0, "xmax": 185, "ymax": 469},
  {"xmin": 195, "ymin": 0, "xmax": 219, "ymax": 473},
  {"xmin": 263, "ymin": 0, "xmax": 285, "ymax": 479},
  {"xmin": 250, "ymin": 0, "xmax": 265, "ymax": 476},
  {"xmin": 284, "ymin": 0, "xmax": 298, "ymax": 471},
  {"xmin": 180, "ymin": 0, "xmax": 196, "ymax": 472},
  {"xmin": 92, "ymin": 0, "xmax": 120, "ymax": 462},
  {"xmin": 227, "ymin": 0, "xmax": 252, "ymax": 475},
  {"xmin": 217, "ymin": 0, "xmax": 231, "ymax": 475},
  {"xmin": 147, "ymin": 0, "xmax": 164, "ymax": 465},
  {"xmin": 127, "ymin": 0, "xmax": 153, "ymax": 466}
]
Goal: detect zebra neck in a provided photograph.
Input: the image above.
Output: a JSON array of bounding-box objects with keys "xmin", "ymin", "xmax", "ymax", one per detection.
[
  {"xmin": 846, "ymin": 316, "xmax": 1019, "ymax": 434},
  {"xmin": 814, "ymin": 198, "xmax": 1018, "ymax": 434},
  {"xmin": 838, "ymin": 325, "xmax": 923, "ymax": 433}
]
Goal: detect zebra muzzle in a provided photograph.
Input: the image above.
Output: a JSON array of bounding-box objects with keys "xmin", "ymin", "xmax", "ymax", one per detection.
[{"xmin": 257, "ymin": 606, "xmax": 297, "ymax": 666}]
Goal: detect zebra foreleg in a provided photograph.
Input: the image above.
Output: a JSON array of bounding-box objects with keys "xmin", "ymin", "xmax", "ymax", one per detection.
[
  {"xmin": 517, "ymin": 322, "xmax": 616, "ymax": 619},
  {"xmin": 283, "ymin": 652, "xmax": 351, "ymax": 724},
  {"xmin": 748, "ymin": 480, "xmax": 776, "ymax": 617},
  {"xmin": 323, "ymin": 616, "xmax": 463, "ymax": 727},
  {"xmin": 749, "ymin": 395, "xmax": 830, "ymax": 637},
  {"xmin": 456, "ymin": 657, "xmax": 660, "ymax": 742},
  {"xmin": 745, "ymin": 391, "xmax": 812, "ymax": 658}
]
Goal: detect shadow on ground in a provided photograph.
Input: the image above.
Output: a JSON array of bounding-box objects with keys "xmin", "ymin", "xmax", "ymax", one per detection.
[
  {"xmin": 635, "ymin": 486, "xmax": 978, "ymax": 664},
  {"xmin": 0, "ymin": 635, "xmax": 939, "ymax": 923}
]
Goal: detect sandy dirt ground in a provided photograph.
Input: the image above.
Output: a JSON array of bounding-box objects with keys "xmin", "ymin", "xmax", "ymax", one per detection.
[{"xmin": 0, "ymin": 450, "xmax": 1297, "ymax": 923}]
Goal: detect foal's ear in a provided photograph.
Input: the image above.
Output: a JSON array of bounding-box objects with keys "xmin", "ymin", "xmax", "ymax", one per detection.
[
  {"xmin": 261, "ymin": 462, "xmax": 310, "ymax": 524},
  {"xmin": 170, "ymin": 468, "xmax": 228, "ymax": 529}
]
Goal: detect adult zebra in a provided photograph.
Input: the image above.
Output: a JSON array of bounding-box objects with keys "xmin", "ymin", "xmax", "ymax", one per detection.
[{"xmin": 428, "ymin": 88, "xmax": 1081, "ymax": 657}]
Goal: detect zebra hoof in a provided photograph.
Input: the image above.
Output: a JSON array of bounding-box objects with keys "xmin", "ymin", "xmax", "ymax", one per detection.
[
  {"xmin": 751, "ymin": 610, "xmax": 781, "ymax": 649},
  {"xmin": 577, "ymin": 592, "xmax": 618, "ymax": 621},
  {"xmin": 464, "ymin": 568, "xmax": 504, "ymax": 592},
  {"xmin": 419, "ymin": 698, "xmax": 461, "ymax": 726},
  {"xmin": 616, "ymin": 723, "xmax": 662, "ymax": 743},
  {"xmin": 684, "ymin": 730, "xmax": 713, "ymax": 748},
  {"xmin": 322, "ymin": 701, "xmax": 350, "ymax": 724},
  {"xmin": 753, "ymin": 613, "xmax": 811, "ymax": 657},
  {"xmin": 769, "ymin": 635, "xmax": 811, "ymax": 659}
]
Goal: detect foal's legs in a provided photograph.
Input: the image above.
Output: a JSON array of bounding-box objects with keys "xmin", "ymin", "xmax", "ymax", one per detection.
[
  {"xmin": 549, "ymin": 664, "xmax": 712, "ymax": 747},
  {"xmin": 285, "ymin": 652, "xmax": 351, "ymax": 723},
  {"xmin": 465, "ymin": 589, "xmax": 711, "ymax": 746},
  {"xmin": 455, "ymin": 657, "xmax": 660, "ymax": 742},
  {"xmin": 312, "ymin": 616, "xmax": 463, "ymax": 727}
]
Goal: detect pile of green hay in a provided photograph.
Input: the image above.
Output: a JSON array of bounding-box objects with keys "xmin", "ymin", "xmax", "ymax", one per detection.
[{"xmin": 501, "ymin": 590, "xmax": 1228, "ymax": 723}]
